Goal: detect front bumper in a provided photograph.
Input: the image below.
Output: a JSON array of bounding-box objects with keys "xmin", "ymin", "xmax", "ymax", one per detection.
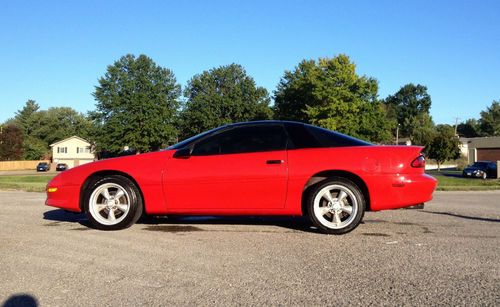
[{"xmin": 45, "ymin": 184, "xmax": 81, "ymax": 212}]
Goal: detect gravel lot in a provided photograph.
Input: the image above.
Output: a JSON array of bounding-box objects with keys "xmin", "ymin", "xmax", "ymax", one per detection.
[{"xmin": 1, "ymin": 190, "xmax": 499, "ymax": 306}]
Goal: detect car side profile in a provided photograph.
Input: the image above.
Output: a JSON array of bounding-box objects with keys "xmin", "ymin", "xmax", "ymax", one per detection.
[
  {"xmin": 462, "ymin": 161, "xmax": 498, "ymax": 179},
  {"xmin": 45, "ymin": 121, "xmax": 437, "ymax": 234}
]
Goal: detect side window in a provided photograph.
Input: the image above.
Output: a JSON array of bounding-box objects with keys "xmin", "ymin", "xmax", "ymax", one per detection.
[{"xmin": 192, "ymin": 125, "xmax": 287, "ymax": 156}]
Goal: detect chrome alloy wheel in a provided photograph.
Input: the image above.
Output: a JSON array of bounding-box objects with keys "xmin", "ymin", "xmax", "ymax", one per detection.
[
  {"xmin": 313, "ymin": 184, "xmax": 358, "ymax": 229},
  {"xmin": 89, "ymin": 183, "xmax": 131, "ymax": 226}
]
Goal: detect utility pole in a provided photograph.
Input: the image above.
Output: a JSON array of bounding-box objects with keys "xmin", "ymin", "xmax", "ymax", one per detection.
[
  {"xmin": 453, "ymin": 117, "xmax": 460, "ymax": 136},
  {"xmin": 395, "ymin": 124, "xmax": 400, "ymax": 145}
]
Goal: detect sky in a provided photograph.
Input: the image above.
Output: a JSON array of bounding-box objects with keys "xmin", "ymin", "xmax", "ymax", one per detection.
[{"xmin": 0, "ymin": 0, "xmax": 499, "ymax": 125}]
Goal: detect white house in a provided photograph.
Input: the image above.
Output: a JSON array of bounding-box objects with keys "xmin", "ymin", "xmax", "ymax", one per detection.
[{"xmin": 50, "ymin": 136, "xmax": 95, "ymax": 168}]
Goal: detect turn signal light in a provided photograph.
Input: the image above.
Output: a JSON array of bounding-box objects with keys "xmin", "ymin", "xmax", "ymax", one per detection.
[
  {"xmin": 411, "ymin": 155, "xmax": 426, "ymax": 168},
  {"xmin": 47, "ymin": 187, "xmax": 58, "ymax": 193}
]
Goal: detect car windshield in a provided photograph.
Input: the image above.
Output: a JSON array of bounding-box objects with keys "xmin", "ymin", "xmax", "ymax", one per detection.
[{"xmin": 167, "ymin": 125, "xmax": 228, "ymax": 150}]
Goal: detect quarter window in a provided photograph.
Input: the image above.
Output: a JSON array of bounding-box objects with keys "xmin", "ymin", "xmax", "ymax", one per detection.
[{"xmin": 192, "ymin": 125, "xmax": 287, "ymax": 156}]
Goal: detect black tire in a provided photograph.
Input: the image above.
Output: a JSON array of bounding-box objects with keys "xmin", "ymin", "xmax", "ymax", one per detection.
[
  {"xmin": 306, "ymin": 177, "xmax": 365, "ymax": 235},
  {"xmin": 84, "ymin": 175, "xmax": 143, "ymax": 230}
]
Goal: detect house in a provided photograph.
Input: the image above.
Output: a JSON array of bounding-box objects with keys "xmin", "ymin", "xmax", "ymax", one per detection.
[
  {"xmin": 50, "ymin": 136, "xmax": 95, "ymax": 168},
  {"xmin": 465, "ymin": 136, "xmax": 500, "ymax": 164}
]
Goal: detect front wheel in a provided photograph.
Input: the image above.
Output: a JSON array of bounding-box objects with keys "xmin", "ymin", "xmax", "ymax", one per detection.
[
  {"xmin": 307, "ymin": 177, "xmax": 365, "ymax": 234},
  {"xmin": 84, "ymin": 175, "xmax": 143, "ymax": 230}
]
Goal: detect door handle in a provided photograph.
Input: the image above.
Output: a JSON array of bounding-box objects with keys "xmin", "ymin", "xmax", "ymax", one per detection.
[{"xmin": 266, "ymin": 160, "xmax": 284, "ymax": 164}]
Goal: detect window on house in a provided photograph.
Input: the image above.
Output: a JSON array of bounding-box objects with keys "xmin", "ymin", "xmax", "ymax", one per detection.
[
  {"xmin": 57, "ymin": 147, "xmax": 67, "ymax": 154},
  {"xmin": 85, "ymin": 146, "xmax": 91, "ymax": 153}
]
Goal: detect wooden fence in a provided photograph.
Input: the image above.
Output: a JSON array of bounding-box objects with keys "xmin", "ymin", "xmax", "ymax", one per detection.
[{"xmin": 0, "ymin": 160, "xmax": 50, "ymax": 171}]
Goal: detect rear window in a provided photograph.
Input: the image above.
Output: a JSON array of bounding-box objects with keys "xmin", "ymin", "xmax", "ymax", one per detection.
[{"xmin": 285, "ymin": 122, "xmax": 371, "ymax": 149}]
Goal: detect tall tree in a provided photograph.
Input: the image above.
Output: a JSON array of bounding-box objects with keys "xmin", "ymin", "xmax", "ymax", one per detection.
[
  {"xmin": 478, "ymin": 100, "xmax": 500, "ymax": 136},
  {"xmin": 384, "ymin": 83, "xmax": 432, "ymax": 137},
  {"xmin": 404, "ymin": 112, "xmax": 436, "ymax": 147},
  {"xmin": 274, "ymin": 55, "xmax": 391, "ymax": 143},
  {"xmin": 457, "ymin": 118, "xmax": 480, "ymax": 138},
  {"xmin": 0, "ymin": 124, "xmax": 24, "ymax": 160},
  {"xmin": 427, "ymin": 125, "xmax": 460, "ymax": 171},
  {"xmin": 90, "ymin": 54, "xmax": 181, "ymax": 153},
  {"xmin": 14, "ymin": 99, "xmax": 40, "ymax": 136},
  {"xmin": 180, "ymin": 64, "xmax": 272, "ymax": 139}
]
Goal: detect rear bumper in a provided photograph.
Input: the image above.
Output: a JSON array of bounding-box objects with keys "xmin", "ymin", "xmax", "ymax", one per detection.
[
  {"xmin": 368, "ymin": 173, "xmax": 437, "ymax": 211},
  {"xmin": 45, "ymin": 184, "xmax": 81, "ymax": 212}
]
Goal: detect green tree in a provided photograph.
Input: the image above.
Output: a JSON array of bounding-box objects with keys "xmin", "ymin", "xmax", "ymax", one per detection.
[
  {"xmin": 478, "ymin": 100, "xmax": 500, "ymax": 136},
  {"xmin": 274, "ymin": 55, "xmax": 391, "ymax": 143},
  {"xmin": 0, "ymin": 124, "xmax": 24, "ymax": 160},
  {"xmin": 14, "ymin": 99, "xmax": 40, "ymax": 136},
  {"xmin": 384, "ymin": 83, "xmax": 432, "ymax": 137},
  {"xmin": 427, "ymin": 125, "xmax": 460, "ymax": 171},
  {"xmin": 457, "ymin": 119, "xmax": 480, "ymax": 138},
  {"xmin": 23, "ymin": 136, "xmax": 48, "ymax": 160},
  {"xmin": 10, "ymin": 105, "xmax": 92, "ymax": 160},
  {"xmin": 90, "ymin": 54, "xmax": 181, "ymax": 153},
  {"xmin": 179, "ymin": 64, "xmax": 272, "ymax": 139},
  {"xmin": 404, "ymin": 113, "xmax": 436, "ymax": 146}
]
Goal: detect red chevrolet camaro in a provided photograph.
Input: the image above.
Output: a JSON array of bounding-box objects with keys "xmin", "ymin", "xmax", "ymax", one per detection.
[{"xmin": 46, "ymin": 121, "xmax": 437, "ymax": 234}]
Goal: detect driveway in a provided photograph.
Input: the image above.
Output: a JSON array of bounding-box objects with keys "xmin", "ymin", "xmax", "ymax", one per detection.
[{"xmin": 0, "ymin": 191, "xmax": 499, "ymax": 306}]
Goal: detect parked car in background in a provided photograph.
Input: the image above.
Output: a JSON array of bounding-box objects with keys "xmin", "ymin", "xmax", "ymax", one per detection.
[
  {"xmin": 462, "ymin": 161, "xmax": 498, "ymax": 179},
  {"xmin": 36, "ymin": 162, "xmax": 51, "ymax": 172},
  {"xmin": 56, "ymin": 163, "xmax": 69, "ymax": 171},
  {"xmin": 46, "ymin": 121, "xmax": 437, "ymax": 234}
]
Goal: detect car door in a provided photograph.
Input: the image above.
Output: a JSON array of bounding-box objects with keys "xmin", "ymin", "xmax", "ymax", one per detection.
[{"xmin": 163, "ymin": 124, "xmax": 289, "ymax": 212}]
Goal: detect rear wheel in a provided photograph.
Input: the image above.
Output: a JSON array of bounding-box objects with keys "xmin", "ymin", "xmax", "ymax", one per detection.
[
  {"xmin": 307, "ymin": 177, "xmax": 365, "ymax": 234},
  {"xmin": 84, "ymin": 175, "xmax": 143, "ymax": 230}
]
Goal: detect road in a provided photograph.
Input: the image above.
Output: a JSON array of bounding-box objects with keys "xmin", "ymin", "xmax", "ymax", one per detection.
[{"xmin": 1, "ymin": 190, "xmax": 499, "ymax": 306}]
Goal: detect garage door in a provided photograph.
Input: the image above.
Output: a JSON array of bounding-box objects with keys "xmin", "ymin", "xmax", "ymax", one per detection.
[{"xmin": 477, "ymin": 148, "xmax": 500, "ymax": 162}]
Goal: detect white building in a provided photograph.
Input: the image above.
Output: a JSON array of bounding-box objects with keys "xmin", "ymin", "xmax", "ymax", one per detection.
[{"xmin": 50, "ymin": 136, "xmax": 95, "ymax": 168}]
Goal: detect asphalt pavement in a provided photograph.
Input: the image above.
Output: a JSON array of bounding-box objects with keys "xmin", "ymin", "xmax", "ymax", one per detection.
[{"xmin": 0, "ymin": 190, "xmax": 499, "ymax": 306}]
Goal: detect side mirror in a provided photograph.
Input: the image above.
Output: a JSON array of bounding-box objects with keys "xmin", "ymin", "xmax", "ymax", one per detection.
[{"xmin": 173, "ymin": 147, "xmax": 192, "ymax": 159}]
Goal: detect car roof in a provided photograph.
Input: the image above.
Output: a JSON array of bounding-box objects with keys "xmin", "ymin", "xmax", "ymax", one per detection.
[{"xmin": 222, "ymin": 120, "xmax": 305, "ymax": 128}]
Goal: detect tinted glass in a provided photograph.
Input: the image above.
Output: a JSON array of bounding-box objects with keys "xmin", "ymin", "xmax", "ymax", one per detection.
[
  {"xmin": 285, "ymin": 122, "xmax": 371, "ymax": 149},
  {"xmin": 472, "ymin": 162, "xmax": 488, "ymax": 168},
  {"xmin": 192, "ymin": 125, "xmax": 287, "ymax": 155},
  {"xmin": 167, "ymin": 125, "xmax": 226, "ymax": 150}
]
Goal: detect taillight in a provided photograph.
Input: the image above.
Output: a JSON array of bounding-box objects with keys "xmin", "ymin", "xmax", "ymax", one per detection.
[{"xmin": 411, "ymin": 155, "xmax": 426, "ymax": 168}]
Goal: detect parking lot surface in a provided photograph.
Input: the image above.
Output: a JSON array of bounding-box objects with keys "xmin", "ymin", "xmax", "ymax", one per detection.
[{"xmin": 1, "ymin": 190, "xmax": 499, "ymax": 306}]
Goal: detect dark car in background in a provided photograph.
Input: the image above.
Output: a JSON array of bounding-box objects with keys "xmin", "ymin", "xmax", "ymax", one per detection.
[
  {"xmin": 462, "ymin": 161, "xmax": 498, "ymax": 179},
  {"xmin": 56, "ymin": 163, "xmax": 69, "ymax": 171},
  {"xmin": 36, "ymin": 162, "xmax": 51, "ymax": 172}
]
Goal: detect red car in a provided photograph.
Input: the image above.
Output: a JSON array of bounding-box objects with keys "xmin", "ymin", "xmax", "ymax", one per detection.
[{"xmin": 46, "ymin": 121, "xmax": 437, "ymax": 234}]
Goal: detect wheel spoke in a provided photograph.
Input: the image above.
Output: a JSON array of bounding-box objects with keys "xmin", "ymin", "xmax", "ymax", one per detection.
[
  {"xmin": 115, "ymin": 189, "xmax": 125, "ymax": 199},
  {"xmin": 338, "ymin": 191, "xmax": 347, "ymax": 202},
  {"xmin": 333, "ymin": 211, "xmax": 342, "ymax": 225},
  {"xmin": 95, "ymin": 204, "xmax": 107, "ymax": 212},
  {"xmin": 116, "ymin": 204, "xmax": 128, "ymax": 212},
  {"xmin": 108, "ymin": 208, "xmax": 116, "ymax": 221},
  {"xmin": 341, "ymin": 205, "xmax": 353, "ymax": 215},
  {"xmin": 101, "ymin": 188, "xmax": 111, "ymax": 200},
  {"xmin": 319, "ymin": 206, "xmax": 330, "ymax": 216},
  {"xmin": 322, "ymin": 191, "xmax": 335, "ymax": 203}
]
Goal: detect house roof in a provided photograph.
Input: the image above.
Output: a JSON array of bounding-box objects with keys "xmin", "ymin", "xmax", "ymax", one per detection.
[
  {"xmin": 467, "ymin": 136, "xmax": 500, "ymax": 149},
  {"xmin": 50, "ymin": 136, "xmax": 91, "ymax": 147}
]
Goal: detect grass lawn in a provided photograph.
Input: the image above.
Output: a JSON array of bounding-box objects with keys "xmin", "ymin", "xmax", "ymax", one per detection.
[
  {"xmin": 0, "ymin": 175, "xmax": 55, "ymax": 192},
  {"xmin": 427, "ymin": 170, "xmax": 500, "ymax": 191}
]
